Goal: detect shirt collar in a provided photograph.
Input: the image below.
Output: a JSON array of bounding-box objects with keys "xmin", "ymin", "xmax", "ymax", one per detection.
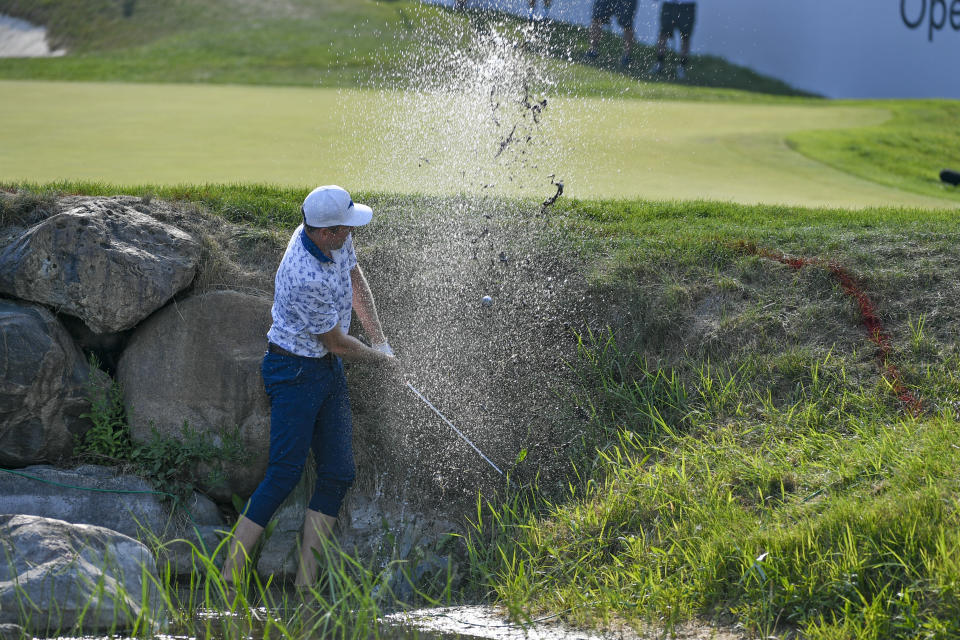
[{"xmin": 299, "ymin": 226, "xmax": 333, "ymax": 263}]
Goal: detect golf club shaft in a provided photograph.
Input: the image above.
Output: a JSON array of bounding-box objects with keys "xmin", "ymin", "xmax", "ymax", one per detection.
[{"xmin": 405, "ymin": 382, "xmax": 506, "ymax": 477}]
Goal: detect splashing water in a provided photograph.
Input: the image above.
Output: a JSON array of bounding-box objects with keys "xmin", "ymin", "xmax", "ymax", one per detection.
[
  {"xmin": 337, "ymin": 9, "xmax": 602, "ymax": 518},
  {"xmin": 357, "ymin": 11, "xmax": 567, "ymax": 198}
]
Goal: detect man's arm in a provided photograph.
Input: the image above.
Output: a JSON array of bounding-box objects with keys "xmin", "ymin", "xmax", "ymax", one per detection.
[
  {"xmin": 350, "ymin": 264, "xmax": 388, "ymax": 346},
  {"xmin": 319, "ymin": 322, "xmax": 394, "ymax": 364}
]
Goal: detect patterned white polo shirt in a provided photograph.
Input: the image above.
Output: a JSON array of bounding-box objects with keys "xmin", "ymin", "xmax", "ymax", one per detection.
[{"xmin": 266, "ymin": 225, "xmax": 358, "ymax": 357}]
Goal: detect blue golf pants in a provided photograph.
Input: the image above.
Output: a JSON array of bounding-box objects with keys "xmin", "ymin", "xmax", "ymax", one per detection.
[{"xmin": 244, "ymin": 351, "xmax": 356, "ymax": 526}]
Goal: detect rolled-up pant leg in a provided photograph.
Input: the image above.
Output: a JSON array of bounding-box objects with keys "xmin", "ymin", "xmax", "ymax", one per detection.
[
  {"xmin": 244, "ymin": 353, "xmax": 355, "ymax": 527},
  {"xmin": 309, "ymin": 357, "xmax": 356, "ymax": 517}
]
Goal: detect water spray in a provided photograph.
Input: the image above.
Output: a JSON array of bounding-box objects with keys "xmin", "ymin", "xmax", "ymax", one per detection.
[
  {"xmin": 405, "ymin": 381, "xmax": 506, "ymax": 478},
  {"xmin": 540, "ymin": 175, "xmax": 564, "ymax": 213},
  {"xmin": 365, "ymin": 11, "xmax": 563, "ymax": 198}
]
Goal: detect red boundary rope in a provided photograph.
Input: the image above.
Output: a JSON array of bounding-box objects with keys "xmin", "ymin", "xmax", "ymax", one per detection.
[{"xmin": 733, "ymin": 241, "xmax": 921, "ymax": 416}]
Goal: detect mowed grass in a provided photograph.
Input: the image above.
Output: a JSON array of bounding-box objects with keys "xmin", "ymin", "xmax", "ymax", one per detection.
[
  {"xmin": 1, "ymin": 0, "xmax": 959, "ymax": 205},
  {"xmin": 789, "ymin": 100, "xmax": 960, "ymax": 203},
  {"xmin": 1, "ymin": 79, "xmax": 956, "ymax": 208},
  {"xmin": 0, "ymin": 0, "xmax": 807, "ymax": 98},
  {"xmin": 0, "ymin": 1, "xmax": 426, "ymax": 89}
]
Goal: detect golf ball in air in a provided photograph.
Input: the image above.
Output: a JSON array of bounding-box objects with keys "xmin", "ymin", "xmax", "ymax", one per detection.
[{"xmin": 481, "ymin": 295, "xmax": 493, "ymax": 307}]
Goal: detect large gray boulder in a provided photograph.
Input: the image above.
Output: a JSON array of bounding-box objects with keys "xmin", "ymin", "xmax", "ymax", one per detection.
[
  {"xmin": 0, "ymin": 198, "xmax": 200, "ymax": 334},
  {"xmin": 0, "ymin": 299, "xmax": 103, "ymax": 466},
  {"xmin": 117, "ymin": 290, "xmax": 272, "ymax": 502},
  {"xmin": 0, "ymin": 514, "xmax": 162, "ymax": 636},
  {"xmin": 0, "ymin": 465, "xmax": 224, "ymax": 576}
]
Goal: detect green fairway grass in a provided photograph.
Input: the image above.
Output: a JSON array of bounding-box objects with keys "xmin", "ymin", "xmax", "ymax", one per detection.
[
  {"xmin": 0, "ymin": 0, "xmax": 809, "ymax": 98},
  {"xmin": 2, "ymin": 1, "xmax": 958, "ymax": 206},
  {"xmin": 2, "ymin": 79, "xmax": 956, "ymax": 209},
  {"xmin": 788, "ymin": 100, "xmax": 960, "ymax": 203}
]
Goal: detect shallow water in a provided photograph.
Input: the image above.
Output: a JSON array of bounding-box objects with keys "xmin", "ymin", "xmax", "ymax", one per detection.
[
  {"xmin": 384, "ymin": 606, "xmax": 626, "ymax": 640},
  {"xmin": 147, "ymin": 604, "xmax": 625, "ymax": 640}
]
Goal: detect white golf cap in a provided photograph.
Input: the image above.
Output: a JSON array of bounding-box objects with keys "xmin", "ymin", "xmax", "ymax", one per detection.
[{"xmin": 301, "ymin": 185, "xmax": 373, "ymax": 228}]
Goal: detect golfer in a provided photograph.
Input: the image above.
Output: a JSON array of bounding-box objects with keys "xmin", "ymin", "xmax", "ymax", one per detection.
[{"xmin": 222, "ymin": 185, "xmax": 397, "ymax": 588}]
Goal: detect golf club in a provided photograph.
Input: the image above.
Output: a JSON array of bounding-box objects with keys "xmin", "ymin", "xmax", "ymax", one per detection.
[{"xmin": 405, "ymin": 381, "xmax": 507, "ymax": 479}]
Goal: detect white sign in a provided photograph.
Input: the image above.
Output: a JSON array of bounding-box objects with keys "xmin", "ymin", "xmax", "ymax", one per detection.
[{"xmin": 434, "ymin": 1, "xmax": 960, "ymax": 98}]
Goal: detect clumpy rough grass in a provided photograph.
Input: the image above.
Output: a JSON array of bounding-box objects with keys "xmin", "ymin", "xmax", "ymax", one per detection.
[
  {"xmin": 461, "ymin": 196, "xmax": 960, "ymax": 638},
  {"xmin": 0, "ymin": 188, "xmax": 59, "ymax": 228},
  {"xmin": 466, "ymin": 329, "xmax": 960, "ymax": 638}
]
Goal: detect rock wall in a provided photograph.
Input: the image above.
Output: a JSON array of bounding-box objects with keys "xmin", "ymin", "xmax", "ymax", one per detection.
[
  {"xmin": 0, "ymin": 464, "xmax": 223, "ymax": 575},
  {"xmin": 0, "ymin": 197, "xmax": 200, "ymax": 333},
  {"xmin": 117, "ymin": 290, "xmax": 273, "ymax": 501}
]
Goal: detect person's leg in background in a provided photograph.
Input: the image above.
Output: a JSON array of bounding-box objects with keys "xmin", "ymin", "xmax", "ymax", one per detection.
[
  {"xmin": 676, "ymin": 32, "xmax": 691, "ymax": 77},
  {"xmin": 617, "ymin": 0, "xmax": 638, "ymax": 67},
  {"xmin": 650, "ymin": 2, "xmax": 673, "ymax": 74},
  {"xmin": 537, "ymin": 0, "xmax": 553, "ymax": 19},
  {"xmin": 676, "ymin": 3, "xmax": 696, "ymax": 78},
  {"xmin": 620, "ymin": 24, "xmax": 635, "ymax": 67},
  {"xmin": 655, "ymin": 31, "xmax": 670, "ymax": 63},
  {"xmin": 586, "ymin": 0, "xmax": 613, "ymax": 59},
  {"xmin": 587, "ymin": 22, "xmax": 603, "ymax": 58}
]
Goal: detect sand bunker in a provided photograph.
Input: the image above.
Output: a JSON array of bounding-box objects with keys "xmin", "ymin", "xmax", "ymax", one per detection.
[{"xmin": 0, "ymin": 14, "xmax": 65, "ymax": 58}]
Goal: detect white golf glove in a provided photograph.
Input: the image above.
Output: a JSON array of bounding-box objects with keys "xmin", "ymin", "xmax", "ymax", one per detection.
[{"xmin": 371, "ymin": 341, "xmax": 394, "ymax": 357}]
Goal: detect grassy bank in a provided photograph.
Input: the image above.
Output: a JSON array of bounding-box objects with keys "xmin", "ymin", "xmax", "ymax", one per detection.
[
  {"xmin": 0, "ymin": 0, "xmax": 806, "ymax": 98},
  {"xmin": 467, "ymin": 335, "xmax": 960, "ymax": 637},
  {"xmin": 5, "ymin": 182, "xmax": 960, "ymax": 637},
  {"xmin": 461, "ymin": 197, "xmax": 960, "ymax": 638}
]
